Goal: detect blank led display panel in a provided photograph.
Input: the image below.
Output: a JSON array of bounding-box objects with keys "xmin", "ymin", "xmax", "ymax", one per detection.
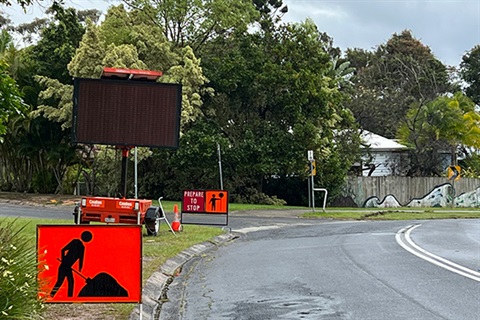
[{"xmin": 72, "ymin": 78, "xmax": 182, "ymax": 148}]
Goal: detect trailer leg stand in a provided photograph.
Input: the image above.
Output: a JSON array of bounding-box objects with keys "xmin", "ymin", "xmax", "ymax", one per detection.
[{"xmin": 158, "ymin": 197, "xmax": 177, "ymax": 236}]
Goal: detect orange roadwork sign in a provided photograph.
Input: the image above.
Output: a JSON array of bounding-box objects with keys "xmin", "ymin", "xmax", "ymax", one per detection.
[
  {"xmin": 447, "ymin": 165, "xmax": 461, "ymax": 181},
  {"xmin": 37, "ymin": 225, "xmax": 142, "ymax": 303},
  {"xmin": 205, "ymin": 190, "xmax": 229, "ymax": 214}
]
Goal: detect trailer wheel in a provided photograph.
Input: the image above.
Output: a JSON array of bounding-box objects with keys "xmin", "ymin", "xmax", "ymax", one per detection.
[
  {"xmin": 145, "ymin": 207, "xmax": 160, "ymax": 236},
  {"xmin": 146, "ymin": 219, "xmax": 159, "ymax": 236},
  {"xmin": 73, "ymin": 214, "xmax": 90, "ymax": 224},
  {"xmin": 73, "ymin": 205, "xmax": 79, "ymax": 224},
  {"xmin": 73, "ymin": 206, "xmax": 90, "ymax": 224}
]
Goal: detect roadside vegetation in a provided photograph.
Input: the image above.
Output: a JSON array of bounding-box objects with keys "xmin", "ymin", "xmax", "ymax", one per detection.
[
  {"xmin": 1, "ymin": 1, "xmax": 480, "ymax": 208},
  {"xmin": 0, "ymin": 218, "xmax": 44, "ymax": 319}
]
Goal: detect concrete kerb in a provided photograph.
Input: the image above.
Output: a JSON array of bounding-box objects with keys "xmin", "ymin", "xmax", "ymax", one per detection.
[{"xmin": 129, "ymin": 232, "xmax": 239, "ymax": 320}]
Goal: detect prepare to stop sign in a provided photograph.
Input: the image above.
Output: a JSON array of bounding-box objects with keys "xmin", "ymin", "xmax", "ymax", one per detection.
[{"xmin": 183, "ymin": 190, "xmax": 205, "ymax": 212}]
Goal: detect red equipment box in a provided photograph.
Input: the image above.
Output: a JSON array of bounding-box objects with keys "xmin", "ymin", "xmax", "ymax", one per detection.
[{"xmin": 75, "ymin": 197, "xmax": 152, "ymax": 225}]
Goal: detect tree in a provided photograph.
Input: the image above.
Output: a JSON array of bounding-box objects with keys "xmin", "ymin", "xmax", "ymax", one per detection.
[
  {"xmin": 346, "ymin": 30, "xmax": 452, "ymax": 138},
  {"xmin": 0, "ymin": 0, "xmax": 38, "ymax": 8},
  {"xmin": 14, "ymin": 7, "xmax": 99, "ymax": 45},
  {"xmin": 253, "ymin": 0, "xmax": 283, "ymax": 15},
  {"xmin": 31, "ymin": 2, "xmax": 85, "ymax": 84},
  {"xmin": 0, "ymin": 60, "xmax": 27, "ymax": 139},
  {"xmin": 460, "ymin": 45, "xmax": 480, "ymax": 105},
  {"xmin": 0, "ymin": 29, "xmax": 12, "ymax": 55},
  {"xmin": 0, "ymin": 2, "xmax": 87, "ymax": 193},
  {"xmin": 67, "ymin": 21, "xmax": 105, "ymax": 79},
  {"xmin": 398, "ymin": 92, "xmax": 480, "ymax": 176},
  {"xmin": 15, "ymin": 18, "xmax": 48, "ymax": 44},
  {"xmin": 252, "ymin": 0, "xmax": 287, "ymax": 30},
  {"xmin": 0, "ymin": 12, "xmax": 11, "ymax": 28},
  {"xmin": 122, "ymin": 0, "xmax": 259, "ymax": 52},
  {"xmin": 33, "ymin": 4, "xmax": 213, "ymax": 196},
  {"xmin": 76, "ymin": 9, "xmax": 102, "ymax": 24},
  {"xmin": 193, "ymin": 18, "xmax": 360, "ymax": 203},
  {"xmin": 0, "ymin": 3, "xmax": 104, "ymax": 193},
  {"xmin": 144, "ymin": 119, "xmax": 228, "ymax": 199},
  {"xmin": 0, "ymin": 59, "xmax": 33, "ymax": 191}
]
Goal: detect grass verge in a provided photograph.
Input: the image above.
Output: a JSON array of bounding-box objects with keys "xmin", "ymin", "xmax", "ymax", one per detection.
[
  {"xmin": 4, "ymin": 216, "xmax": 223, "ymax": 319},
  {"xmin": 302, "ymin": 207, "xmax": 480, "ymax": 220}
]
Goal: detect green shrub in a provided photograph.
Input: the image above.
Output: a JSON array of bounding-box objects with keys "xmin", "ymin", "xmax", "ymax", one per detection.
[
  {"xmin": 231, "ymin": 187, "xmax": 287, "ymax": 205},
  {"xmin": 0, "ymin": 219, "xmax": 43, "ymax": 319}
]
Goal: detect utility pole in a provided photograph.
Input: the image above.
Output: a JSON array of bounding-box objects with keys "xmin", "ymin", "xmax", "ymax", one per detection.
[{"xmin": 217, "ymin": 143, "xmax": 224, "ymax": 190}]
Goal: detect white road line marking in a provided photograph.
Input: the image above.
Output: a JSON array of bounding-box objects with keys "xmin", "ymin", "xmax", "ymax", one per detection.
[
  {"xmin": 396, "ymin": 225, "xmax": 480, "ymax": 282},
  {"xmin": 233, "ymin": 222, "xmax": 314, "ymax": 234}
]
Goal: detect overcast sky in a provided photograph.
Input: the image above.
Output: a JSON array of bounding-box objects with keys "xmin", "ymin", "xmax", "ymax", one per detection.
[
  {"xmin": 283, "ymin": 0, "xmax": 480, "ymax": 67},
  {"xmin": 2, "ymin": 0, "xmax": 479, "ymax": 67}
]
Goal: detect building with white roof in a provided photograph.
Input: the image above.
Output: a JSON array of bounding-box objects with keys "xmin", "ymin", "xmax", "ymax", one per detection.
[{"xmin": 359, "ymin": 130, "xmax": 410, "ymax": 176}]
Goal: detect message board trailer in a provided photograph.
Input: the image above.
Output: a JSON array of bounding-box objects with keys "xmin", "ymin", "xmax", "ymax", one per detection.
[
  {"xmin": 37, "ymin": 225, "xmax": 142, "ymax": 303},
  {"xmin": 71, "ymin": 68, "xmax": 183, "ymax": 231}
]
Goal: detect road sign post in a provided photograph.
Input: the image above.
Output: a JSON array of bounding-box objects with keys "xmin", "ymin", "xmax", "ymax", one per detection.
[
  {"xmin": 307, "ymin": 150, "xmax": 315, "ymax": 209},
  {"xmin": 306, "ymin": 150, "xmax": 327, "ymax": 212},
  {"xmin": 447, "ymin": 165, "xmax": 461, "ymax": 208}
]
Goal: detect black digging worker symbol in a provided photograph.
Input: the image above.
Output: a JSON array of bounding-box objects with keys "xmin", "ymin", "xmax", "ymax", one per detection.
[
  {"xmin": 50, "ymin": 231, "xmax": 93, "ymax": 298},
  {"xmin": 50, "ymin": 230, "xmax": 129, "ymax": 298}
]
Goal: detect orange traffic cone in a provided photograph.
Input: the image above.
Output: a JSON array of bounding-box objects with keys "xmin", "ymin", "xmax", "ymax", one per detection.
[{"xmin": 172, "ymin": 204, "xmax": 182, "ymax": 232}]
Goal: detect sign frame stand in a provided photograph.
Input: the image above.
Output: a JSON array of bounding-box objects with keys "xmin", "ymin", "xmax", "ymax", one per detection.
[{"xmin": 307, "ymin": 150, "xmax": 327, "ymax": 212}]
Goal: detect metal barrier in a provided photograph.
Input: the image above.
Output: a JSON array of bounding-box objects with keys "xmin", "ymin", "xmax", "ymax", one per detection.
[{"xmin": 312, "ymin": 188, "xmax": 328, "ymax": 212}]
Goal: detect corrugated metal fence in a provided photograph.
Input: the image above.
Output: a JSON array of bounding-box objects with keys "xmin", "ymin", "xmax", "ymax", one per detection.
[{"xmin": 344, "ymin": 176, "xmax": 480, "ymax": 207}]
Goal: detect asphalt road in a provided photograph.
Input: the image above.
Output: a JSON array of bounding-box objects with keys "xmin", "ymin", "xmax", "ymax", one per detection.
[
  {"xmin": 2, "ymin": 204, "xmax": 479, "ymax": 319},
  {"xmin": 162, "ymin": 218, "xmax": 480, "ymax": 320},
  {"xmin": 0, "ymin": 202, "xmax": 74, "ymax": 220}
]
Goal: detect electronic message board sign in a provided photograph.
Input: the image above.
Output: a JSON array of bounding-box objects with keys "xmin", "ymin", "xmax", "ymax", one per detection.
[{"xmin": 72, "ymin": 78, "xmax": 182, "ymax": 148}]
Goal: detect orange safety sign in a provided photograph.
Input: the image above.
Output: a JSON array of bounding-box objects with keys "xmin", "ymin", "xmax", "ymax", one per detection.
[
  {"xmin": 310, "ymin": 160, "xmax": 316, "ymax": 176},
  {"xmin": 205, "ymin": 190, "xmax": 229, "ymax": 214},
  {"xmin": 447, "ymin": 165, "xmax": 461, "ymax": 181},
  {"xmin": 37, "ymin": 225, "xmax": 142, "ymax": 303}
]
